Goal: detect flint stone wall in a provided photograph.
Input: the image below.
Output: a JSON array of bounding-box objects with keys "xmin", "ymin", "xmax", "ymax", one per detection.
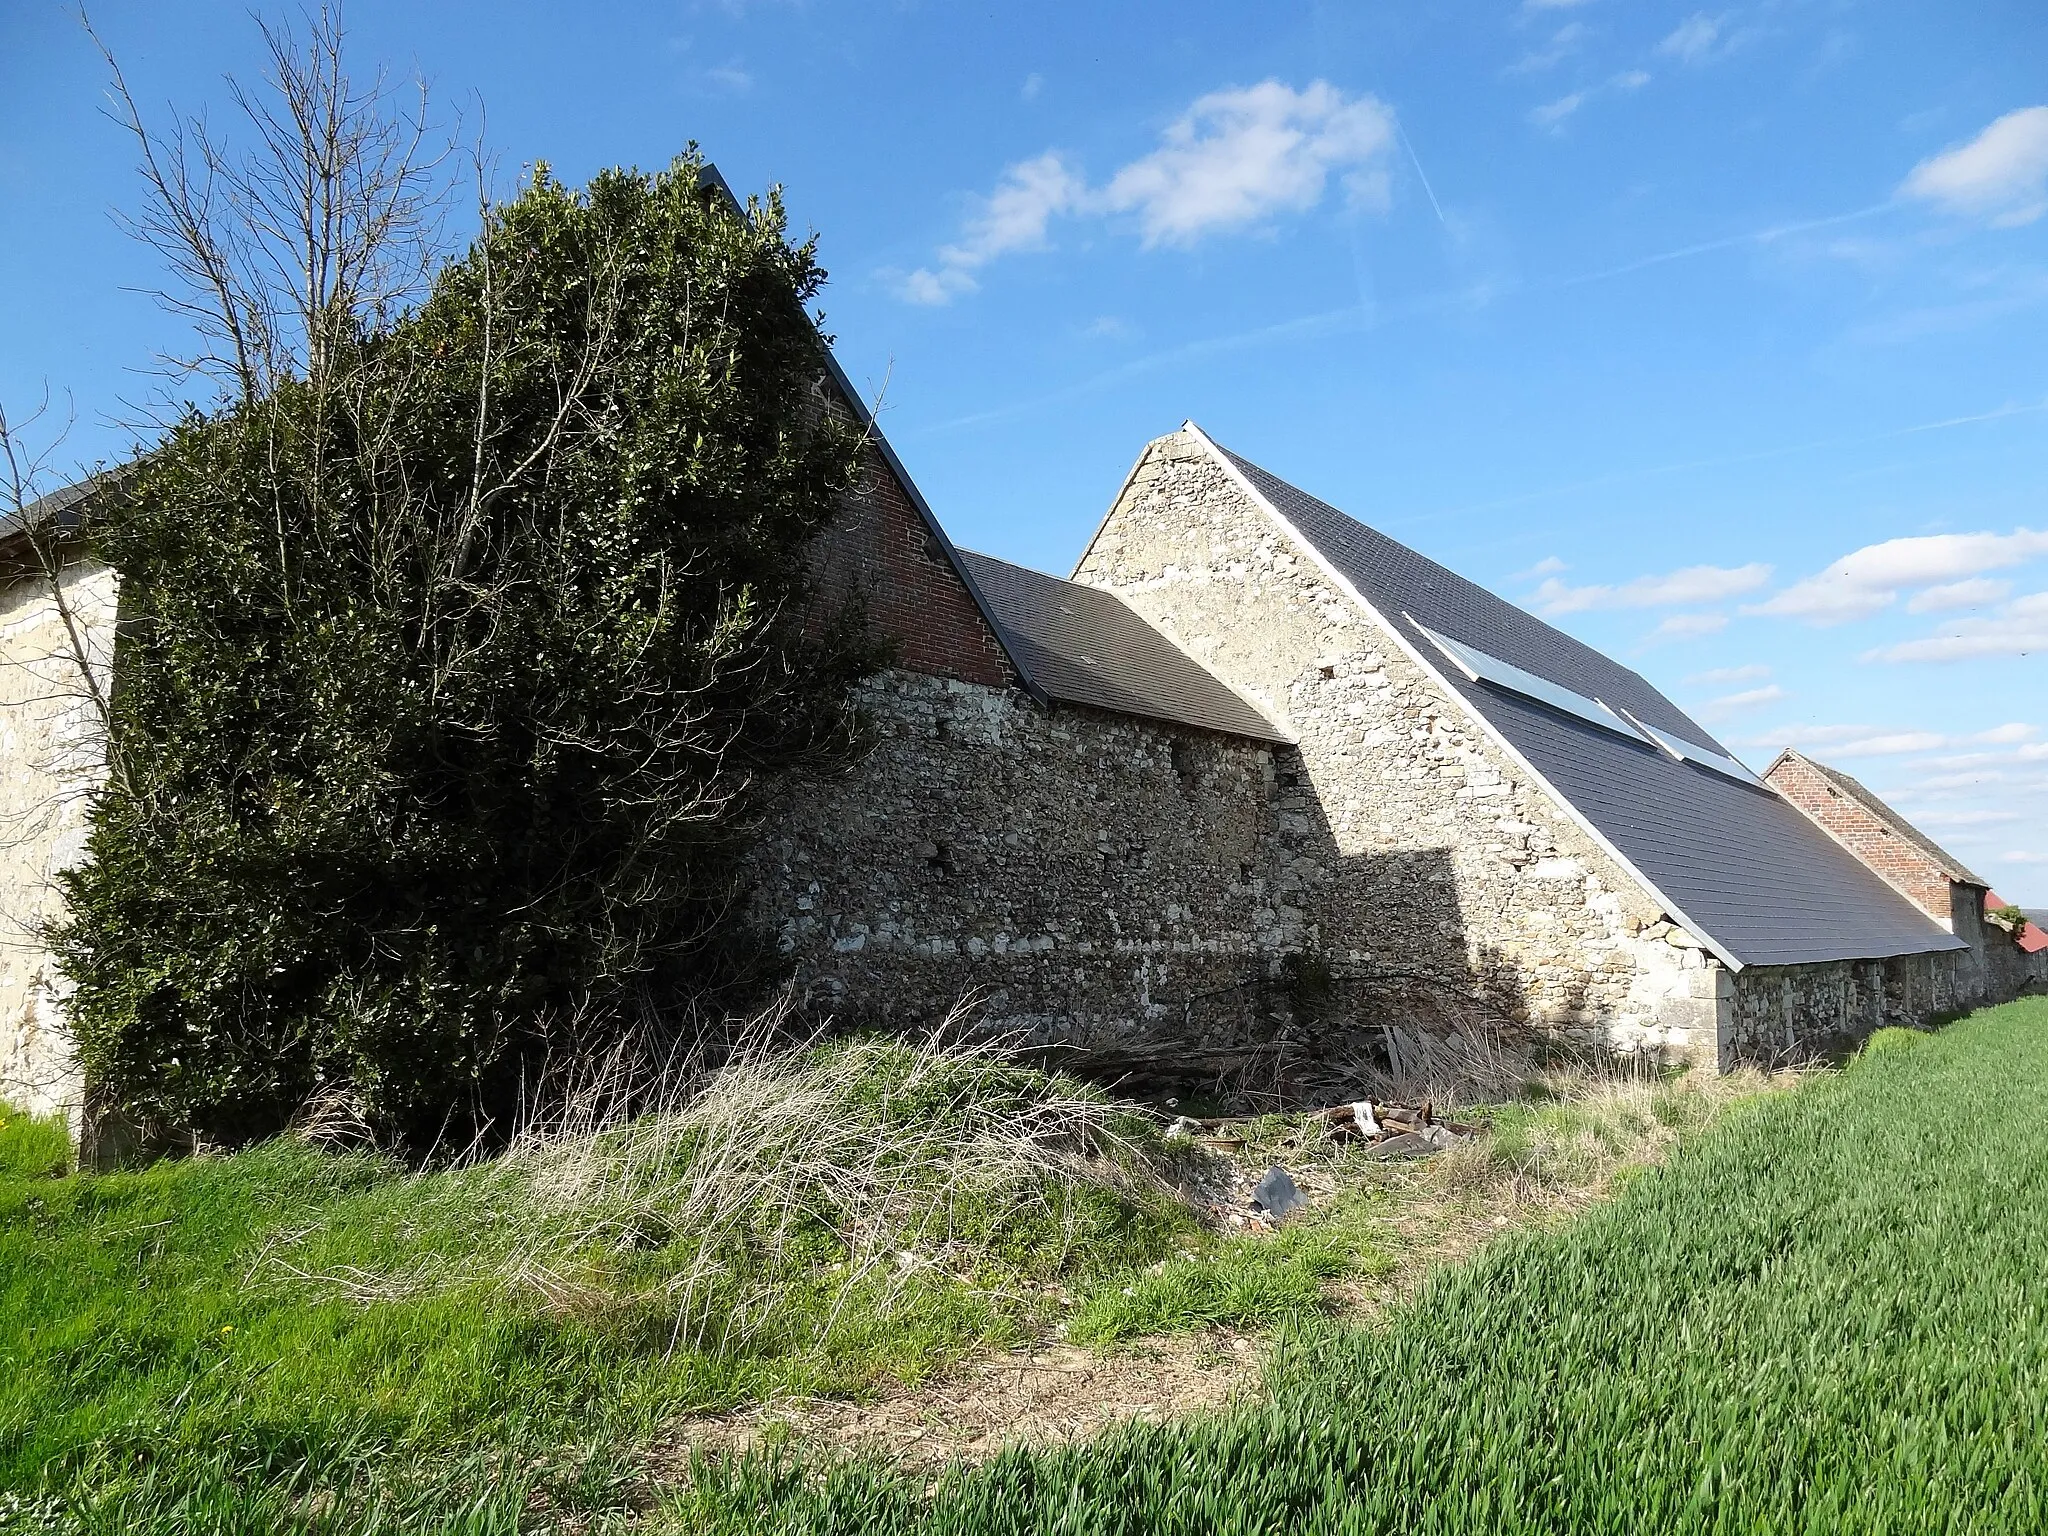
[
  {"xmin": 0, "ymin": 560, "xmax": 118, "ymax": 1121},
  {"xmin": 1072, "ymin": 430, "xmax": 1727, "ymax": 1064},
  {"xmin": 1726, "ymin": 951, "xmax": 1964, "ymax": 1064},
  {"xmin": 750, "ymin": 668, "xmax": 1304, "ymax": 1046}
]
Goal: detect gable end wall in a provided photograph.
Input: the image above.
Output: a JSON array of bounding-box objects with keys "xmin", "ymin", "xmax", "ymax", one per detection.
[
  {"xmin": 808, "ymin": 429, "xmax": 1014, "ymax": 689},
  {"xmin": 0, "ymin": 559, "xmax": 118, "ymax": 1123},
  {"xmin": 1072, "ymin": 429, "xmax": 1729, "ymax": 1062}
]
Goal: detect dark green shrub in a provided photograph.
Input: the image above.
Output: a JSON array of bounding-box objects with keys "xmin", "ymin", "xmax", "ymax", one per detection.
[{"xmin": 55, "ymin": 156, "xmax": 879, "ymax": 1147}]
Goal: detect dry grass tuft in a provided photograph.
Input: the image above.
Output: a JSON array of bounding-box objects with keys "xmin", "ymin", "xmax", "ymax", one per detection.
[{"xmin": 270, "ymin": 1002, "xmax": 1200, "ymax": 1356}]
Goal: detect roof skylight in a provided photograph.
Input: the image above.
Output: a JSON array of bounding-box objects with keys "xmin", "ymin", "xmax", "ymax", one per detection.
[
  {"xmin": 1620, "ymin": 712, "xmax": 1766, "ymax": 788},
  {"xmin": 1409, "ymin": 620, "xmax": 1652, "ymax": 745}
]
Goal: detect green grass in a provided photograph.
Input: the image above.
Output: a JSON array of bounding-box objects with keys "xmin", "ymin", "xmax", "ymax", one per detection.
[
  {"xmin": 1067, "ymin": 1184, "xmax": 1392, "ymax": 1345},
  {"xmin": 0, "ymin": 1039, "xmax": 1205, "ymax": 1530},
  {"xmin": 13, "ymin": 1001, "xmax": 2039, "ymax": 1531},
  {"xmin": 665, "ymin": 996, "xmax": 2048, "ymax": 1533}
]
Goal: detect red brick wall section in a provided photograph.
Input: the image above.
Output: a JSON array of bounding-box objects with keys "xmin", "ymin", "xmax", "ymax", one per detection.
[
  {"xmin": 1764, "ymin": 755, "xmax": 1954, "ymax": 920},
  {"xmin": 808, "ymin": 444, "xmax": 1013, "ymax": 690}
]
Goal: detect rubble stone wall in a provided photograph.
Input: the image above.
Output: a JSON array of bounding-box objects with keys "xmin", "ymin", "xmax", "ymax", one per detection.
[
  {"xmin": 0, "ymin": 559, "xmax": 117, "ymax": 1121},
  {"xmin": 1726, "ymin": 951, "xmax": 1963, "ymax": 1064},
  {"xmin": 750, "ymin": 668, "xmax": 1301, "ymax": 1046},
  {"xmin": 1070, "ymin": 429, "xmax": 1724, "ymax": 1062}
]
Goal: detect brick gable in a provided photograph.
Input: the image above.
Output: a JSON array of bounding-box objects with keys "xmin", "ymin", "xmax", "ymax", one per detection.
[
  {"xmin": 1764, "ymin": 752, "xmax": 1957, "ymax": 921},
  {"xmin": 811, "ymin": 446, "xmax": 1013, "ymax": 688}
]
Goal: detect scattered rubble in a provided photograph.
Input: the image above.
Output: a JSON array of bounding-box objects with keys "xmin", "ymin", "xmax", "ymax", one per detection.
[
  {"xmin": 1249, "ymin": 1166, "xmax": 1305, "ymax": 1220},
  {"xmin": 1180, "ymin": 1099, "xmax": 1482, "ymax": 1227}
]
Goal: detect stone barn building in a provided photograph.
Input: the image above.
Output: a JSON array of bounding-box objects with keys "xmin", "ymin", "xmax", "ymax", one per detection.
[
  {"xmin": 0, "ymin": 364, "xmax": 2000, "ymax": 1122},
  {"xmin": 1764, "ymin": 749, "xmax": 2045, "ymax": 1003},
  {"xmin": 0, "ymin": 478, "xmax": 117, "ymax": 1120},
  {"xmin": 746, "ymin": 408, "xmax": 1978, "ymax": 1076}
]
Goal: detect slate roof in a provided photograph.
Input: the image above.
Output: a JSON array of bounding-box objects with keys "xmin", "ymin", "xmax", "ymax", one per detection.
[
  {"xmin": 1205, "ymin": 432, "xmax": 1964, "ymax": 969},
  {"xmin": 1769, "ymin": 749, "xmax": 1987, "ymax": 888},
  {"xmin": 0, "ymin": 470, "xmax": 125, "ymax": 563},
  {"xmin": 958, "ymin": 549, "xmax": 1288, "ymax": 743}
]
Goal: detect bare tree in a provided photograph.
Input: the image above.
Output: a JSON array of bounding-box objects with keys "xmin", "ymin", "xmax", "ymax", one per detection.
[{"xmin": 85, "ymin": 3, "xmax": 460, "ymax": 407}]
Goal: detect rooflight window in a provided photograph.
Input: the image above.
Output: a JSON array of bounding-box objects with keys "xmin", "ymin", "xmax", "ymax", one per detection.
[
  {"xmin": 1619, "ymin": 712, "xmax": 1767, "ymax": 788},
  {"xmin": 1408, "ymin": 620, "xmax": 1651, "ymax": 746}
]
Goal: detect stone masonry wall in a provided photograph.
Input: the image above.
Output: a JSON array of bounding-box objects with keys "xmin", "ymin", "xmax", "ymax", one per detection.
[
  {"xmin": 0, "ymin": 559, "xmax": 118, "ymax": 1120},
  {"xmin": 1072, "ymin": 429, "xmax": 1726, "ymax": 1063},
  {"xmin": 1727, "ymin": 951, "xmax": 1964, "ymax": 1064},
  {"xmin": 750, "ymin": 668, "xmax": 1302, "ymax": 1047}
]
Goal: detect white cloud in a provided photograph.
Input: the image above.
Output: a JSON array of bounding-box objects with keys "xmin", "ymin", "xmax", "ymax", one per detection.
[
  {"xmin": 1514, "ymin": 555, "xmax": 1569, "ymax": 580},
  {"xmin": 1099, "ymin": 81, "xmax": 1396, "ymax": 247},
  {"xmin": 1530, "ymin": 92, "xmax": 1586, "ymax": 130},
  {"xmin": 1901, "ymin": 106, "xmax": 2048, "ymax": 228},
  {"xmin": 895, "ymin": 266, "xmax": 975, "ymax": 305},
  {"xmin": 1687, "ymin": 663, "xmax": 1771, "ymax": 685},
  {"xmin": 1700, "ymin": 684, "xmax": 1788, "ymax": 717},
  {"xmin": 897, "ymin": 151, "xmax": 1087, "ymax": 302},
  {"xmin": 1647, "ymin": 612, "xmax": 1729, "ymax": 641},
  {"xmin": 1733, "ymin": 722, "xmax": 2038, "ymax": 757},
  {"xmin": 1535, "ymin": 562, "xmax": 1771, "ymax": 614},
  {"xmin": 1747, "ymin": 528, "xmax": 2048, "ymax": 625},
  {"xmin": 1914, "ymin": 809, "xmax": 2021, "ymax": 827},
  {"xmin": 1510, "ymin": 23, "xmax": 1586, "ymax": 74},
  {"xmin": 1980, "ymin": 722, "xmax": 2038, "ymax": 744},
  {"xmin": 899, "ymin": 81, "xmax": 1396, "ymax": 301},
  {"xmin": 2004, "ymin": 850, "xmax": 2048, "ymax": 864},
  {"xmin": 1907, "ymin": 577, "xmax": 2013, "ymax": 613},
  {"xmin": 1528, "ymin": 66, "xmax": 1651, "ymax": 133},
  {"xmin": 1021, "ymin": 73, "xmax": 1044, "ymax": 102},
  {"xmin": 1657, "ymin": 14, "xmax": 1723, "ymax": 65},
  {"xmin": 1861, "ymin": 589, "xmax": 2048, "ymax": 662},
  {"xmin": 943, "ymin": 152, "xmax": 1085, "ymax": 265}
]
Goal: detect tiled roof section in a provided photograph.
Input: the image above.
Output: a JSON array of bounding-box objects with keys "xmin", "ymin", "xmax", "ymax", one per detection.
[
  {"xmin": 1473, "ymin": 688, "xmax": 1964, "ymax": 965},
  {"xmin": 0, "ymin": 469, "xmax": 126, "ymax": 558},
  {"xmin": 1208, "ymin": 436, "xmax": 1963, "ymax": 967},
  {"xmin": 958, "ymin": 550, "xmax": 1289, "ymax": 743},
  {"xmin": 1215, "ymin": 445, "xmax": 1719, "ymax": 747},
  {"xmin": 1986, "ymin": 892, "xmax": 2048, "ymax": 955},
  {"xmin": 1789, "ymin": 752, "xmax": 1987, "ymax": 887}
]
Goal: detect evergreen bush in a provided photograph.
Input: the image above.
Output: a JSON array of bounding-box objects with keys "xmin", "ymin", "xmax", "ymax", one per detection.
[{"xmin": 55, "ymin": 157, "xmax": 879, "ymax": 1147}]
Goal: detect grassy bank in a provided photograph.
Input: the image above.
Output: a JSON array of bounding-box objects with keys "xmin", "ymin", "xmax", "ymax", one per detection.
[
  {"xmin": 0, "ymin": 1034, "xmax": 1208, "ymax": 1530},
  {"xmin": 672, "ymin": 996, "xmax": 2048, "ymax": 1533},
  {"xmin": 9, "ymin": 1005, "xmax": 1999, "ymax": 1532}
]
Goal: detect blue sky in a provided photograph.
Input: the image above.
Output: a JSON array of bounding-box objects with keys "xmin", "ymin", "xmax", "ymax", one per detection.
[{"xmin": 4, "ymin": 0, "xmax": 2045, "ymax": 900}]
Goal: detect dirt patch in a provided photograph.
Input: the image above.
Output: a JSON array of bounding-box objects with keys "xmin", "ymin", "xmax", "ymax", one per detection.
[{"xmin": 662, "ymin": 1330, "xmax": 1267, "ymax": 1474}]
